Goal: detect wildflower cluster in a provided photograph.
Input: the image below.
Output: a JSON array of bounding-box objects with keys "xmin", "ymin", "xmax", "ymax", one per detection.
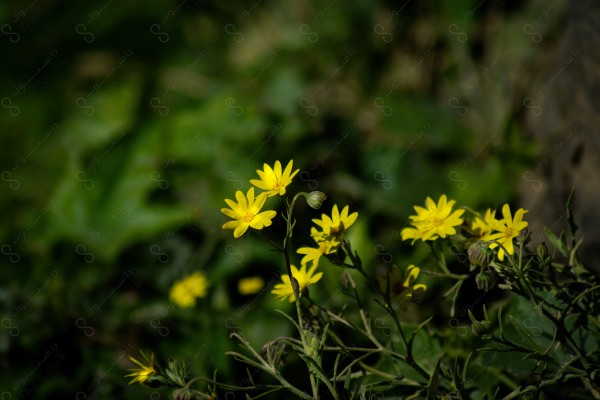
[
  {"xmin": 401, "ymin": 194, "xmax": 529, "ymax": 263},
  {"xmin": 126, "ymin": 159, "xmax": 599, "ymax": 400},
  {"xmin": 220, "ymin": 160, "xmax": 299, "ymax": 238}
]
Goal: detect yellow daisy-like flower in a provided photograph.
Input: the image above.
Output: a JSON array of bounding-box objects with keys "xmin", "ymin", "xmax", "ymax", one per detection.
[
  {"xmin": 378, "ymin": 265, "xmax": 427, "ymax": 303},
  {"xmin": 487, "ymin": 204, "xmax": 528, "ymax": 261},
  {"xmin": 221, "ymin": 187, "xmax": 277, "ymax": 238},
  {"xmin": 311, "ymin": 204, "xmax": 358, "ymax": 243},
  {"xmin": 471, "ymin": 208, "xmax": 498, "ymax": 240},
  {"xmin": 250, "ymin": 160, "xmax": 300, "ymax": 197},
  {"xmin": 401, "ymin": 195, "xmax": 465, "ymax": 243},
  {"xmin": 169, "ymin": 272, "xmax": 209, "ymax": 309},
  {"xmin": 297, "ymin": 240, "xmax": 338, "ymax": 267},
  {"xmin": 125, "ymin": 350, "xmax": 158, "ymax": 385},
  {"xmin": 238, "ymin": 276, "xmax": 265, "ymax": 295},
  {"xmin": 271, "ymin": 264, "xmax": 323, "ymax": 302}
]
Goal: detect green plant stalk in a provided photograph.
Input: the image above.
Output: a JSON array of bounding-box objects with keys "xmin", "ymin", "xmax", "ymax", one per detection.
[
  {"xmin": 428, "ymin": 241, "xmax": 450, "ymax": 275},
  {"xmin": 342, "ymin": 241, "xmax": 430, "ymax": 382},
  {"xmin": 510, "ymin": 243, "xmax": 591, "ymax": 377},
  {"xmin": 283, "ymin": 192, "xmax": 340, "ymax": 400},
  {"xmin": 488, "ymin": 335, "xmax": 587, "ymax": 376},
  {"xmin": 227, "ymin": 333, "xmax": 314, "ymax": 399}
]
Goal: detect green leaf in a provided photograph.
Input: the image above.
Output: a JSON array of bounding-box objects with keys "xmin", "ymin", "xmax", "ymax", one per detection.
[
  {"xmin": 508, "ymin": 316, "xmax": 542, "ymax": 353},
  {"xmin": 461, "ymin": 352, "xmax": 473, "ymax": 388},
  {"xmin": 565, "ymin": 189, "xmax": 578, "ymax": 239},
  {"xmin": 426, "ymin": 356, "xmax": 442, "ymax": 400},
  {"xmin": 544, "ymin": 228, "xmax": 569, "ymax": 257},
  {"xmin": 344, "ymin": 366, "xmax": 352, "ymax": 391},
  {"xmin": 408, "ymin": 315, "xmax": 433, "ymax": 347}
]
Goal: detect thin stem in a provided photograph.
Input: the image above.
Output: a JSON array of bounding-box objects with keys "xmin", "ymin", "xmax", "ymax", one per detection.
[
  {"xmin": 282, "ymin": 192, "xmax": 340, "ymax": 400},
  {"xmin": 429, "ymin": 241, "xmax": 450, "ymax": 274},
  {"xmin": 342, "ymin": 241, "xmax": 430, "ymax": 382}
]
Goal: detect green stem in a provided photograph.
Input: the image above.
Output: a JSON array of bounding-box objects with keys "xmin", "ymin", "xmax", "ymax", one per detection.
[
  {"xmin": 343, "ymin": 241, "xmax": 430, "ymax": 382},
  {"xmin": 429, "ymin": 241, "xmax": 450, "ymax": 274},
  {"xmin": 283, "ymin": 193, "xmax": 340, "ymax": 400}
]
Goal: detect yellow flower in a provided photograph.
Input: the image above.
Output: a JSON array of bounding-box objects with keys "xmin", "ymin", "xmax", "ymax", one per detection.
[
  {"xmin": 169, "ymin": 272, "xmax": 209, "ymax": 308},
  {"xmin": 238, "ymin": 276, "xmax": 264, "ymax": 295},
  {"xmin": 401, "ymin": 195, "xmax": 465, "ymax": 243},
  {"xmin": 271, "ymin": 264, "xmax": 323, "ymax": 302},
  {"xmin": 471, "ymin": 208, "xmax": 498, "ymax": 240},
  {"xmin": 378, "ymin": 265, "xmax": 427, "ymax": 303},
  {"xmin": 250, "ymin": 160, "xmax": 300, "ymax": 197},
  {"xmin": 297, "ymin": 240, "xmax": 338, "ymax": 267},
  {"xmin": 125, "ymin": 350, "xmax": 158, "ymax": 385},
  {"xmin": 221, "ymin": 187, "xmax": 277, "ymax": 238},
  {"xmin": 487, "ymin": 204, "xmax": 528, "ymax": 261},
  {"xmin": 311, "ymin": 204, "xmax": 358, "ymax": 243}
]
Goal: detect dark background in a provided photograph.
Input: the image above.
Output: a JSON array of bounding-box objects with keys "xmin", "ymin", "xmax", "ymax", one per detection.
[{"xmin": 1, "ymin": 0, "xmax": 597, "ymax": 398}]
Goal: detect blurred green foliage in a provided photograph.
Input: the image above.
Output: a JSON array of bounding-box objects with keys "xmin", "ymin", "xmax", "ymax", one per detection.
[{"xmin": 0, "ymin": 0, "xmax": 561, "ymax": 398}]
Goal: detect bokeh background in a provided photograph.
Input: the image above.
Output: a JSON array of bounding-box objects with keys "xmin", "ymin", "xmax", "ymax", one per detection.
[{"xmin": 2, "ymin": 0, "xmax": 597, "ymax": 398}]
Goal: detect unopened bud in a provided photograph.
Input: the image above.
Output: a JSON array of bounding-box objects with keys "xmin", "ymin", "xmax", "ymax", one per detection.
[
  {"xmin": 468, "ymin": 307, "xmax": 492, "ymax": 338},
  {"xmin": 537, "ymin": 242, "xmax": 549, "ymax": 260},
  {"xmin": 475, "ymin": 269, "xmax": 496, "ymax": 291},
  {"xmin": 305, "ymin": 191, "xmax": 327, "ymax": 209},
  {"xmin": 468, "ymin": 241, "xmax": 490, "ymax": 269}
]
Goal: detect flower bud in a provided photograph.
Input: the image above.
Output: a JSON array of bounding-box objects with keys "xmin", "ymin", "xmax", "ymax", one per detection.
[
  {"xmin": 468, "ymin": 307, "xmax": 492, "ymax": 338},
  {"xmin": 468, "ymin": 241, "xmax": 490, "ymax": 269},
  {"xmin": 305, "ymin": 191, "xmax": 327, "ymax": 209},
  {"xmin": 537, "ymin": 242, "xmax": 549, "ymax": 260},
  {"xmin": 471, "ymin": 319, "xmax": 492, "ymax": 337},
  {"xmin": 475, "ymin": 269, "xmax": 495, "ymax": 291}
]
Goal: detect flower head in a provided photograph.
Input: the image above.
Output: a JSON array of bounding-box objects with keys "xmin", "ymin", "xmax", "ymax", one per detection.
[
  {"xmin": 250, "ymin": 160, "xmax": 299, "ymax": 197},
  {"xmin": 311, "ymin": 204, "xmax": 358, "ymax": 244},
  {"xmin": 271, "ymin": 264, "xmax": 323, "ymax": 302},
  {"xmin": 238, "ymin": 276, "xmax": 265, "ymax": 295},
  {"xmin": 471, "ymin": 208, "xmax": 498, "ymax": 240},
  {"xmin": 487, "ymin": 204, "xmax": 528, "ymax": 261},
  {"xmin": 297, "ymin": 240, "xmax": 337, "ymax": 268},
  {"xmin": 221, "ymin": 187, "xmax": 277, "ymax": 238},
  {"xmin": 401, "ymin": 195, "xmax": 464, "ymax": 243},
  {"xmin": 125, "ymin": 350, "xmax": 158, "ymax": 385},
  {"xmin": 169, "ymin": 272, "xmax": 209, "ymax": 308},
  {"xmin": 378, "ymin": 265, "xmax": 427, "ymax": 303}
]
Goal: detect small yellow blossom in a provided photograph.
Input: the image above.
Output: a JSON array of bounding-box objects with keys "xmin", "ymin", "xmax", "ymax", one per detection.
[
  {"xmin": 238, "ymin": 276, "xmax": 265, "ymax": 295},
  {"xmin": 271, "ymin": 264, "xmax": 323, "ymax": 302},
  {"xmin": 250, "ymin": 160, "xmax": 300, "ymax": 197},
  {"xmin": 297, "ymin": 240, "xmax": 338, "ymax": 267},
  {"xmin": 487, "ymin": 204, "xmax": 528, "ymax": 261},
  {"xmin": 471, "ymin": 209, "xmax": 498, "ymax": 240},
  {"xmin": 169, "ymin": 272, "xmax": 209, "ymax": 308},
  {"xmin": 221, "ymin": 187, "xmax": 277, "ymax": 238},
  {"xmin": 311, "ymin": 204, "xmax": 358, "ymax": 243},
  {"xmin": 401, "ymin": 195, "xmax": 464, "ymax": 243},
  {"xmin": 379, "ymin": 265, "xmax": 427, "ymax": 303},
  {"xmin": 125, "ymin": 350, "xmax": 158, "ymax": 385}
]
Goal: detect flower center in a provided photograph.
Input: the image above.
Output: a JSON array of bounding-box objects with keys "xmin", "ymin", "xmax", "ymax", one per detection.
[
  {"xmin": 505, "ymin": 228, "xmax": 514, "ymax": 238},
  {"xmin": 330, "ymin": 222, "xmax": 345, "ymax": 236},
  {"xmin": 243, "ymin": 212, "xmax": 255, "ymax": 223},
  {"xmin": 272, "ymin": 180, "xmax": 282, "ymax": 191},
  {"xmin": 432, "ymin": 217, "xmax": 443, "ymax": 228}
]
